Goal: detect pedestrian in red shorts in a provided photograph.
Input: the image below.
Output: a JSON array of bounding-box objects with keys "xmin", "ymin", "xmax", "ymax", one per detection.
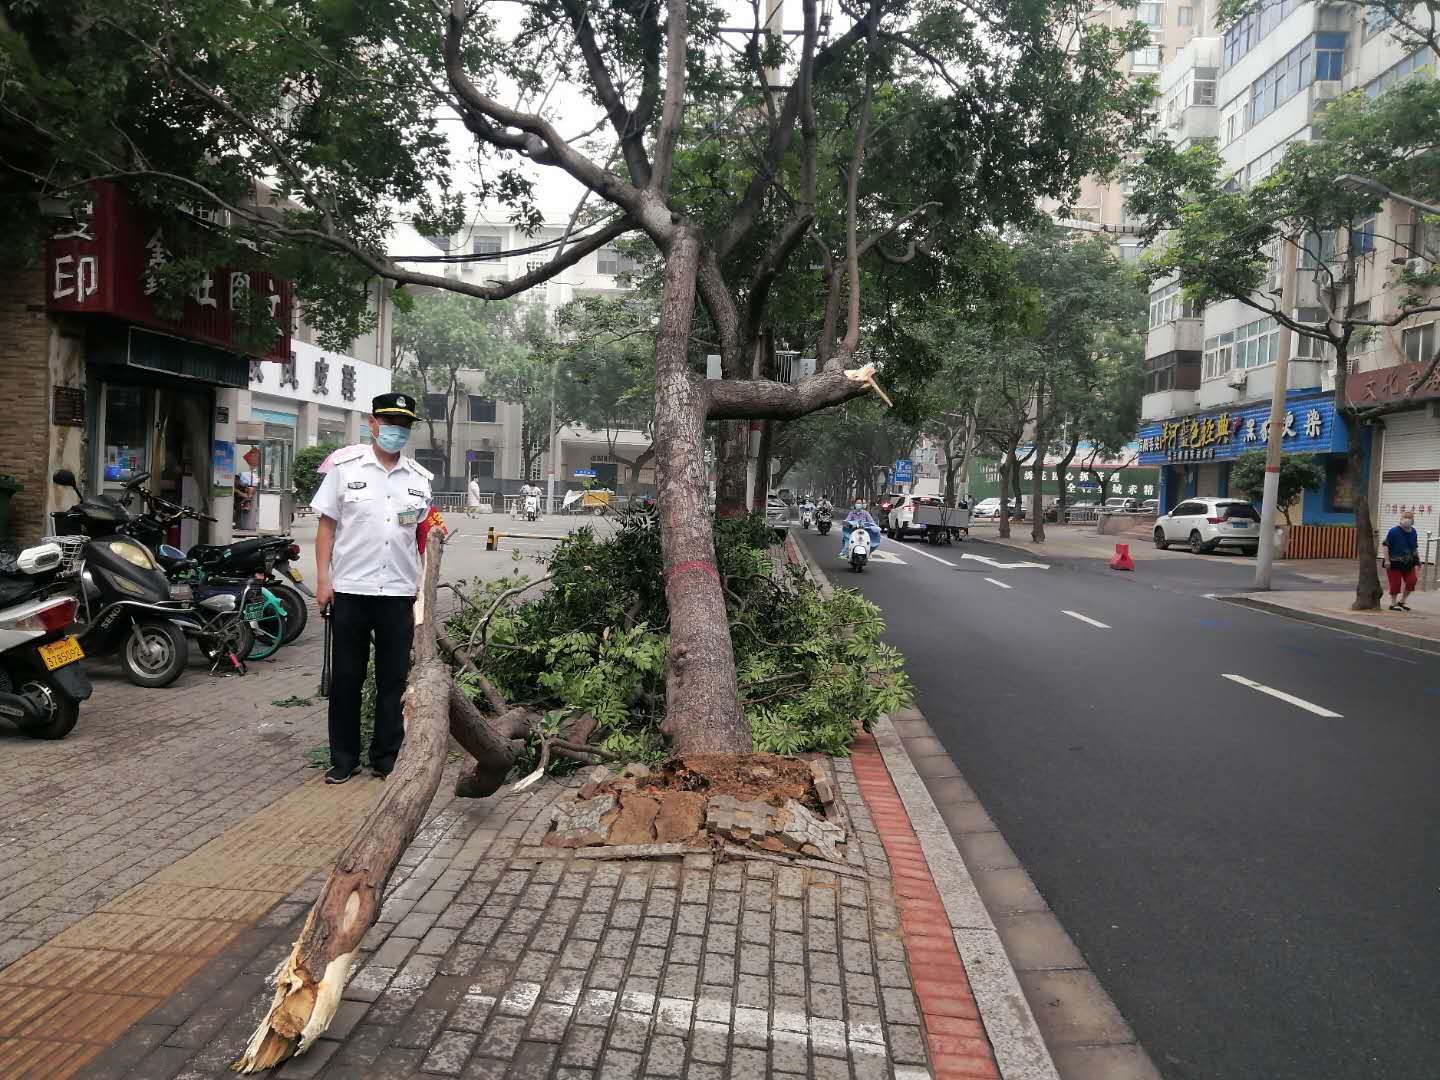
[{"xmin": 1381, "ymin": 512, "xmax": 1419, "ymax": 611}]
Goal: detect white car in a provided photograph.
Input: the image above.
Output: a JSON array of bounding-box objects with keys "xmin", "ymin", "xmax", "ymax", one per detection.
[
  {"xmin": 972, "ymin": 498, "xmax": 1023, "ymax": 521},
  {"xmin": 882, "ymin": 494, "xmax": 944, "ymax": 538},
  {"xmin": 1153, "ymin": 497, "xmax": 1261, "ymax": 555}
]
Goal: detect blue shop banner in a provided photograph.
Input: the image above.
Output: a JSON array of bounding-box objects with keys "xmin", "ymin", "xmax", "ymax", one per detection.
[{"xmin": 1137, "ymin": 391, "xmax": 1348, "ymax": 465}]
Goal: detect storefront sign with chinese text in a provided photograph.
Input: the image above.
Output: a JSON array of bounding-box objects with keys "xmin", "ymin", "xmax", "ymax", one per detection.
[
  {"xmin": 46, "ymin": 182, "xmax": 292, "ymax": 361},
  {"xmin": 1137, "ymin": 392, "xmax": 1346, "ymax": 465},
  {"xmin": 1345, "ymin": 359, "xmax": 1440, "ymax": 407}
]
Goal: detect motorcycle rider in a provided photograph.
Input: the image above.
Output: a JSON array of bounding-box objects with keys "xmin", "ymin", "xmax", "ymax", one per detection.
[
  {"xmin": 841, "ymin": 499, "xmax": 880, "ymax": 558},
  {"xmin": 800, "ymin": 494, "xmax": 816, "ymax": 526}
]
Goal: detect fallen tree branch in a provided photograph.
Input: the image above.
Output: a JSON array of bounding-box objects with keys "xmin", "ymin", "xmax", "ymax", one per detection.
[
  {"xmin": 463, "ymin": 573, "xmax": 556, "ymax": 655},
  {"xmin": 236, "ymin": 536, "xmax": 452, "ymax": 1072}
]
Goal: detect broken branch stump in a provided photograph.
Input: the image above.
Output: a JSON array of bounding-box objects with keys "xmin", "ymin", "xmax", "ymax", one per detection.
[{"xmin": 234, "ymin": 537, "xmax": 451, "ymax": 1072}]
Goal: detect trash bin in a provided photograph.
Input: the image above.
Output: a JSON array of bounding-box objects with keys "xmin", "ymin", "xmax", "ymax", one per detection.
[{"xmin": 0, "ymin": 475, "xmax": 22, "ymax": 543}]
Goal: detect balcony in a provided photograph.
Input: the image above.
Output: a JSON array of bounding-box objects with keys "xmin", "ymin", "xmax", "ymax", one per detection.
[
  {"xmin": 1308, "ymin": 79, "xmax": 1343, "ymax": 121},
  {"xmin": 1141, "ymin": 389, "xmax": 1197, "ymax": 421},
  {"xmin": 1147, "ymin": 318, "xmax": 1203, "ymax": 356},
  {"xmin": 1167, "ymin": 104, "xmax": 1218, "ymax": 147}
]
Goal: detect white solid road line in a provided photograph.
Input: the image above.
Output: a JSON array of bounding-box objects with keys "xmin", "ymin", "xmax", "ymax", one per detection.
[
  {"xmin": 904, "ymin": 547, "xmax": 956, "ymax": 568},
  {"xmin": 1061, "ymin": 610, "xmax": 1111, "ymax": 629},
  {"xmin": 1363, "ymin": 648, "xmax": 1419, "ymax": 664},
  {"xmin": 983, "ymin": 578, "xmax": 1013, "ymax": 589},
  {"xmin": 1221, "ymin": 674, "xmax": 1344, "ymax": 717}
]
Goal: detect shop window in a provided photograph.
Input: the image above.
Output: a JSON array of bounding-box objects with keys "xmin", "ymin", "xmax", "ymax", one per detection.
[
  {"xmin": 468, "ymin": 395, "xmax": 497, "ymax": 423},
  {"xmin": 262, "ymin": 422, "xmax": 295, "ymax": 492}
]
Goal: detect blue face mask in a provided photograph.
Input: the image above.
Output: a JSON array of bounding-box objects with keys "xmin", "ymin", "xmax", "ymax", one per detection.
[{"xmin": 375, "ymin": 424, "xmax": 410, "ymax": 453}]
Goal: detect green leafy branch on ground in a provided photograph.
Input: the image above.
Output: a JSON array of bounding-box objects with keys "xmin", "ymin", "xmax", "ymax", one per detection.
[{"xmin": 443, "ymin": 513, "xmax": 911, "ymax": 775}]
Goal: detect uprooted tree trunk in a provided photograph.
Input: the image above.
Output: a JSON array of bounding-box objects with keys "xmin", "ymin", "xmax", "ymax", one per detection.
[{"xmin": 236, "ymin": 537, "xmax": 453, "ymax": 1073}]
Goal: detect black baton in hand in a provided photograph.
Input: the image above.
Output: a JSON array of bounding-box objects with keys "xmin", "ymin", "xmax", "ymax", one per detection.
[{"xmin": 319, "ymin": 602, "xmax": 333, "ymax": 697}]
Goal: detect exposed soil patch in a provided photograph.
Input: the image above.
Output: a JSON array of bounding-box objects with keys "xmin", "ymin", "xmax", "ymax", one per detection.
[
  {"xmin": 545, "ymin": 753, "xmax": 842, "ymax": 859},
  {"xmin": 659, "ymin": 753, "xmax": 823, "ymax": 813}
]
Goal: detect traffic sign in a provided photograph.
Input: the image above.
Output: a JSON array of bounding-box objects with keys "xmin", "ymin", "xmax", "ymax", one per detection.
[{"xmin": 892, "ymin": 458, "xmax": 913, "ymax": 484}]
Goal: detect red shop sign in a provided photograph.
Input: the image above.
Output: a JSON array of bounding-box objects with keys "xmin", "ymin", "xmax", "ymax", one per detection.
[{"xmin": 46, "ymin": 182, "xmax": 292, "ymax": 361}]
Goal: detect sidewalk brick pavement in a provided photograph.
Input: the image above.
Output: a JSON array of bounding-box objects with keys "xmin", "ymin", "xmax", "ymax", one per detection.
[
  {"xmin": 0, "ymin": 628, "xmax": 332, "ymax": 975},
  {"xmin": 47, "ymin": 749, "xmax": 1011, "ymax": 1080}
]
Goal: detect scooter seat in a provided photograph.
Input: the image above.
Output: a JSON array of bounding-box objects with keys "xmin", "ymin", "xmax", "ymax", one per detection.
[{"xmin": 0, "ymin": 576, "xmax": 46, "ymax": 606}]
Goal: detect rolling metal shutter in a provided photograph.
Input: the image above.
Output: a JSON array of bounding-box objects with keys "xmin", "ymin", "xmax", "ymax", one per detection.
[{"xmin": 1377, "ymin": 409, "xmax": 1440, "ymax": 547}]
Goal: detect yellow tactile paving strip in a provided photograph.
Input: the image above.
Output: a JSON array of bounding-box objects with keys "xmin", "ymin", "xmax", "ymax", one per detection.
[{"xmin": 0, "ymin": 775, "xmax": 382, "ymax": 1080}]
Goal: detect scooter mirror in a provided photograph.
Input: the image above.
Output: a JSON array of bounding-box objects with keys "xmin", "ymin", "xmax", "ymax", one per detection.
[{"xmin": 52, "ymin": 468, "xmax": 79, "ymax": 492}]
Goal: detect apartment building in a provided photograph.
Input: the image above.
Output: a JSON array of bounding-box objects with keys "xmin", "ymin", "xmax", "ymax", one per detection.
[
  {"xmin": 1136, "ymin": 5, "xmax": 1438, "ymax": 538},
  {"xmin": 390, "ymin": 212, "xmax": 655, "ymax": 497}
]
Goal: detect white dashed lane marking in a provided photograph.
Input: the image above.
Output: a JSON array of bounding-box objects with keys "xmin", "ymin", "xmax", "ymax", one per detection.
[{"xmin": 1221, "ymin": 674, "xmax": 1344, "ymax": 717}]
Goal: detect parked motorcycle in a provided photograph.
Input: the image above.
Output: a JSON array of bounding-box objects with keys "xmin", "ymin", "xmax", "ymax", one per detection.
[
  {"xmin": 49, "ymin": 469, "xmax": 207, "ymax": 687},
  {"xmin": 0, "ymin": 540, "xmax": 91, "ymax": 738},
  {"xmin": 817, "ymin": 507, "xmax": 832, "ymax": 536},
  {"xmin": 125, "ymin": 490, "xmax": 309, "ymax": 646}
]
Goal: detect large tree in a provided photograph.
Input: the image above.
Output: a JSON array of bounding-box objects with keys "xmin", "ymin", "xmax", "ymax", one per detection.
[
  {"xmin": 4, "ymin": 0, "xmax": 1152, "ymax": 750},
  {"xmin": 1128, "ymin": 79, "xmax": 1440, "ymax": 608}
]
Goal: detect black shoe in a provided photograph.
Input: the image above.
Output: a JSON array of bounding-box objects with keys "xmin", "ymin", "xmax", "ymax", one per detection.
[
  {"xmin": 1398, "ymin": 602, "xmax": 1412, "ymax": 611},
  {"xmin": 371, "ymin": 766, "xmax": 392, "ymax": 780},
  {"xmin": 324, "ymin": 764, "xmax": 361, "ymax": 785}
]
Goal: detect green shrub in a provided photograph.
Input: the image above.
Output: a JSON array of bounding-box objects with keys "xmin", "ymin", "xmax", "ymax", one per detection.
[{"xmin": 445, "ymin": 512, "xmax": 910, "ymax": 770}]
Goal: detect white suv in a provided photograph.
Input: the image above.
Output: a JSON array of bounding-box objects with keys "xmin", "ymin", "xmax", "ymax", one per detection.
[{"xmin": 1154, "ymin": 497, "xmax": 1261, "ymax": 555}]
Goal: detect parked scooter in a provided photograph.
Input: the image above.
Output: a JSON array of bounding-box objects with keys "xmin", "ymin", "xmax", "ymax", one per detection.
[
  {"xmin": 124, "ymin": 489, "xmax": 310, "ymax": 645},
  {"xmin": 817, "ymin": 507, "xmax": 832, "ymax": 536},
  {"xmin": 49, "ymin": 469, "xmax": 206, "ymax": 687},
  {"xmin": 524, "ymin": 492, "xmax": 539, "ymax": 522},
  {"xmin": 0, "ymin": 540, "xmax": 91, "ymax": 738}
]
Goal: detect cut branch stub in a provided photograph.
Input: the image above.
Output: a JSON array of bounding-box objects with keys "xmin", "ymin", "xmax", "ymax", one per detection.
[{"xmin": 235, "ymin": 538, "xmax": 452, "ymax": 1072}]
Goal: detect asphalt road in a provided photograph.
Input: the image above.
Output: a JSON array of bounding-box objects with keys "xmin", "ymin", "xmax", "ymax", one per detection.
[{"xmin": 800, "ymin": 527, "xmax": 1440, "ymax": 1080}]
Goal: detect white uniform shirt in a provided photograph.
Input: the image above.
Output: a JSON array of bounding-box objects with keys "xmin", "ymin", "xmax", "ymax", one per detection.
[{"xmin": 310, "ymin": 444, "xmax": 434, "ymax": 596}]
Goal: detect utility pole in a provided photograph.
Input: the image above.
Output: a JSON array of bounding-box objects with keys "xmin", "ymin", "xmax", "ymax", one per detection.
[{"xmin": 1254, "ymin": 238, "xmax": 1298, "ymax": 590}]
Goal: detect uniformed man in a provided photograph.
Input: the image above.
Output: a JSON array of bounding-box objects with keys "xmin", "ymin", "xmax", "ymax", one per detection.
[{"xmin": 311, "ymin": 392, "xmax": 434, "ymax": 784}]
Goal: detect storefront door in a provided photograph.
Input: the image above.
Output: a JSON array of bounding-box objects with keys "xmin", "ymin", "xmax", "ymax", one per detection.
[{"xmin": 98, "ymin": 384, "xmax": 151, "ymax": 495}]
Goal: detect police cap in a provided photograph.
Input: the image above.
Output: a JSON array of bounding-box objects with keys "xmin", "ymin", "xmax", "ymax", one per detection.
[{"xmin": 372, "ymin": 392, "xmax": 420, "ymax": 422}]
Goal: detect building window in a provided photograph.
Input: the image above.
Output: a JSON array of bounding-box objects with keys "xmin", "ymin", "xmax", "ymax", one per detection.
[
  {"xmin": 1131, "ymin": 45, "xmax": 1162, "ymax": 68},
  {"xmin": 1403, "ymin": 322, "xmax": 1436, "ymax": 363},
  {"xmin": 1136, "ymin": 2, "xmax": 1164, "ymax": 28},
  {"xmin": 1314, "ymin": 32, "xmax": 1346, "ymax": 80},
  {"xmin": 472, "ymin": 235, "xmax": 502, "ymax": 256},
  {"xmin": 1299, "ymin": 229, "xmax": 1338, "ymax": 269},
  {"xmin": 1234, "ymin": 316, "xmax": 1280, "ymax": 371},
  {"xmin": 1350, "ymin": 213, "xmax": 1376, "ymax": 255},
  {"xmin": 1149, "ymin": 282, "xmax": 1203, "ymax": 328},
  {"xmin": 1366, "ymin": 48, "xmax": 1432, "ymax": 98},
  {"xmin": 1203, "ymin": 333, "xmax": 1235, "ymax": 380},
  {"xmin": 1222, "ymin": 0, "xmax": 1299, "ymax": 68},
  {"xmin": 423, "ymin": 393, "xmax": 448, "ymax": 419},
  {"xmin": 1177, "ymin": 5, "xmax": 1193, "ymax": 24},
  {"xmin": 1294, "ymin": 308, "xmax": 1334, "ymax": 361},
  {"xmin": 1193, "ymin": 78, "xmax": 1216, "ymax": 106},
  {"xmin": 470, "ymin": 450, "xmax": 495, "ymax": 478},
  {"xmin": 597, "ymin": 249, "xmax": 637, "ymax": 276},
  {"xmin": 467, "ymin": 395, "xmax": 497, "ymax": 423}
]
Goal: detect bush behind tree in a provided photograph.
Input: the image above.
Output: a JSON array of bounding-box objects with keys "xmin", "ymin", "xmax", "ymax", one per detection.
[
  {"xmin": 293, "ymin": 443, "xmax": 341, "ymax": 501},
  {"xmin": 1228, "ymin": 450, "xmax": 1326, "ymax": 525}
]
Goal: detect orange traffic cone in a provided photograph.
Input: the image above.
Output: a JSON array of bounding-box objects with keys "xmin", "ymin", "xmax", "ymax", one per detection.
[{"xmin": 1110, "ymin": 543, "xmax": 1135, "ymax": 571}]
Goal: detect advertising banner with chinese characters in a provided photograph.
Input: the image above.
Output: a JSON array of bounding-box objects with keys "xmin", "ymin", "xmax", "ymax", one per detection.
[
  {"xmin": 1136, "ymin": 391, "xmax": 1348, "ymax": 466},
  {"xmin": 45, "ymin": 182, "xmax": 292, "ymax": 360}
]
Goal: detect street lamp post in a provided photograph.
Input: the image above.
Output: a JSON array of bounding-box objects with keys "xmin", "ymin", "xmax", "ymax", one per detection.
[{"xmin": 1334, "ymin": 175, "xmax": 1440, "ymax": 218}]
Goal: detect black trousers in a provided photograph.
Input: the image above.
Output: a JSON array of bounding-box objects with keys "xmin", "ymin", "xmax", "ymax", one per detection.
[{"xmin": 328, "ymin": 592, "xmax": 415, "ymax": 773}]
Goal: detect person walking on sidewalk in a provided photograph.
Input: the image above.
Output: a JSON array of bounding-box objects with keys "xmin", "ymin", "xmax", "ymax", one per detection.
[
  {"xmin": 465, "ymin": 475, "xmax": 481, "ymax": 517},
  {"xmin": 311, "ymin": 393, "xmax": 435, "ymax": 784},
  {"xmin": 1381, "ymin": 512, "xmax": 1420, "ymax": 611}
]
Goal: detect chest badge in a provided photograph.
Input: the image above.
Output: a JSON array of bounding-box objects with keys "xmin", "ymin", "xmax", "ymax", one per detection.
[
  {"xmin": 346, "ymin": 481, "xmax": 367, "ymax": 490},
  {"xmin": 407, "ymin": 488, "xmax": 426, "ymax": 498}
]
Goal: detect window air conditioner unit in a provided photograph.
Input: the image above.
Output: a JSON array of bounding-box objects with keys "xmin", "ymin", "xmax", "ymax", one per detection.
[
  {"xmin": 481, "ymin": 437, "xmax": 492, "ymax": 448},
  {"xmin": 1320, "ymin": 364, "xmax": 1336, "ymax": 392},
  {"xmin": 1226, "ymin": 372, "xmax": 1248, "ymax": 390},
  {"xmin": 1404, "ymin": 257, "xmax": 1429, "ymax": 275},
  {"xmin": 1311, "ymin": 80, "xmax": 1342, "ymax": 103}
]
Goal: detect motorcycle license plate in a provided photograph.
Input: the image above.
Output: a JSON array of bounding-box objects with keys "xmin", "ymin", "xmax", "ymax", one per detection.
[
  {"xmin": 286, "ymin": 566, "xmax": 304, "ymax": 582},
  {"xmin": 39, "ymin": 636, "xmax": 84, "ymax": 671},
  {"xmin": 243, "ymin": 603, "xmax": 265, "ymax": 620}
]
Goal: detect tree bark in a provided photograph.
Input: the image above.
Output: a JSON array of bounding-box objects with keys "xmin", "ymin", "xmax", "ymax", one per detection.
[
  {"xmin": 236, "ymin": 537, "xmax": 452, "ymax": 1073},
  {"xmin": 997, "ymin": 450, "xmax": 1013, "ymax": 539},
  {"xmin": 714, "ymin": 421, "xmax": 750, "ymax": 517},
  {"xmin": 750, "ymin": 420, "xmax": 774, "ymax": 513},
  {"xmin": 652, "ymin": 231, "xmax": 751, "ymax": 753},
  {"xmin": 1031, "ymin": 382, "xmax": 1046, "ymax": 544},
  {"xmin": 1054, "ymin": 434, "xmax": 1079, "ymax": 522},
  {"xmin": 625, "ymin": 443, "xmax": 656, "ymax": 496},
  {"xmin": 1348, "ymin": 427, "xmax": 1383, "ymax": 610}
]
